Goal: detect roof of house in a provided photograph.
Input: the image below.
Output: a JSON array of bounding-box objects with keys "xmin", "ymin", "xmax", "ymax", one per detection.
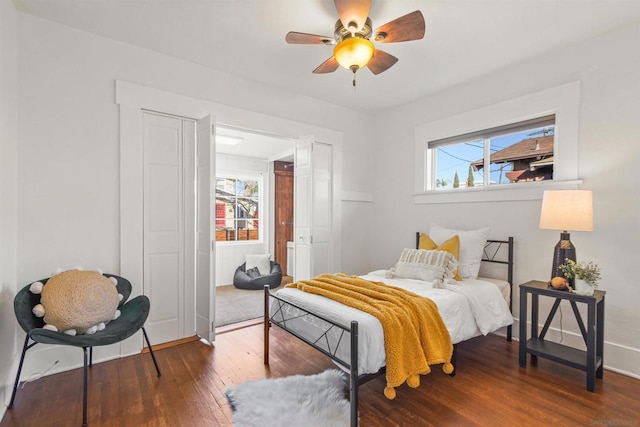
[{"xmin": 472, "ymin": 135, "xmax": 554, "ymax": 168}]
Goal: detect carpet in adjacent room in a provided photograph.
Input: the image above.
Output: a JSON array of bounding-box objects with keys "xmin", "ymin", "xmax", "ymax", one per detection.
[{"xmin": 215, "ymin": 284, "xmax": 265, "ymax": 327}]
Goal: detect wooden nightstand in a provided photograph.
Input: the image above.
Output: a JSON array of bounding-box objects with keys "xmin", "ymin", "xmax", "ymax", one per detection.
[{"xmin": 519, "ymin": 280, "xmax": 605, "ymax": 392}]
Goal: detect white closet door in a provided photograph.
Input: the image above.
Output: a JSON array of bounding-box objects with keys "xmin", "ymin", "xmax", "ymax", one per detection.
[
  {"xmin": 143, "ymin": 112, "xmax": 184, "ymax": 344},
  {"xmin": 294, "ymin": 138, "xmax": 332, "ymax": 280},
  {"xmin": 195, "ymin": 114, "xmax": 215, "ymax": 342}
]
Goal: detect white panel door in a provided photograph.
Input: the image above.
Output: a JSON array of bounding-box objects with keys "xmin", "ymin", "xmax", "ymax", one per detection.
[
  {"xmin": 143, "ymin": 112, "xmax": 184, "ymax": 344},
  {"xmin": 195, "ymin": 114, "xmax": 215, "ymax": 342},
  {"xmin": 294, "ymin": 138, "xmax": 332, "ymax": 280},
  {"xmin": 311, "ymin": 142, "xmax": 332, "ymax": 275}
]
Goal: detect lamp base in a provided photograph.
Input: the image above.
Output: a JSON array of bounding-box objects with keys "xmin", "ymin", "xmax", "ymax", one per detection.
[{"xmin": 551, "ymin": 231, "xmax": 576, "ymax": 282}]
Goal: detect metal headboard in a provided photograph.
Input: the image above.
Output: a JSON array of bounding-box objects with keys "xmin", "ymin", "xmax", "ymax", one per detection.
[{"xmin": 415, "ymin": 232, "xmax": 514, "ymax": 341}]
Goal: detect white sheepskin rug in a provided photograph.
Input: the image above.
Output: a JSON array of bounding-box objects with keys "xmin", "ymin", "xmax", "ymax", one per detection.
[{"xmin": 225, "ymin": 369, "xmax": 351, "ymax": 427}]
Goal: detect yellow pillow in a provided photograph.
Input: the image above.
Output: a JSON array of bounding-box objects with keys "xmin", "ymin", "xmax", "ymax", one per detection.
[
  {"xmin": 418, "ymin": 233, "xmax": 437, "ymax": 250},
  {"xmin": 419, "ymin": 233, "xmax": 461, "ymax": 280}
]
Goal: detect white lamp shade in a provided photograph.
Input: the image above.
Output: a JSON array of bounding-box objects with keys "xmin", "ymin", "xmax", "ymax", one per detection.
[{"xmin": 539, "ymin": 190, "xmax": 593, "ymax": 231}]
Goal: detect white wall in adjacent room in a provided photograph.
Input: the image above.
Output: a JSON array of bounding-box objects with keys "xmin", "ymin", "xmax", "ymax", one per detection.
[{"xmin": 372, "ymin": 22, "xmax": 640, "ymax": 377}]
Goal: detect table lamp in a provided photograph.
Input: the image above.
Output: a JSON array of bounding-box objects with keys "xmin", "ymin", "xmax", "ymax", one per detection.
[{"xmin": 539, "ymin": 190, "xmax": 593, "ymax": 279}]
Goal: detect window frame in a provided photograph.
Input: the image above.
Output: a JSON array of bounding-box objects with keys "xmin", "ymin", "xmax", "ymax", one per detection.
[
  {"xmin": 414, "ymin": 82, "xmax": 582, "ymax": 204},
  {"xmin": 215, "ymin": 172, "xmax": 263, "ymax": 244},
  {"xmin": 428, "ymin": 115, "xmax": 556, "ymax": 190}
]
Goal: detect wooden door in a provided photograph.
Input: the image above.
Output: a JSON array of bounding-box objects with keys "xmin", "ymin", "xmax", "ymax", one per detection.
[{"xmin": 274, "ymin": 161, "xmax": 294, "ymax": 276}]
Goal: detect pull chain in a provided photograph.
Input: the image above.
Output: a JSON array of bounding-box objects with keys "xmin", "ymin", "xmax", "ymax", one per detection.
[{"xmin": 352, "ymin": 69, "xmax": 357, "ymax": 91}]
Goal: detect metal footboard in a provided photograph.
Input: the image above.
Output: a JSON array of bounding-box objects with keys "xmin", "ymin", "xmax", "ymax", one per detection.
[{"xmin": 264, "ymin": 285, "xmax": 372, "ymax": 427}]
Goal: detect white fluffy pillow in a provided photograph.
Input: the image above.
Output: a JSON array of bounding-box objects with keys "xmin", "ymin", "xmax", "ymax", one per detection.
[
  {"xmin": 429, "ymin": 224, "xmax": 490, "ymax": 279},
  {"xmin": 392, "ymin": 249, "xmax": 459, "ymax": 282},
  {"xmin": 246, "ymin": 254, "xmax": 271, "ymax": 275}
]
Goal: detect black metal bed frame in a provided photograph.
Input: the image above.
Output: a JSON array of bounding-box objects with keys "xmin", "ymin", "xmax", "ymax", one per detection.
[{"xmin": 263, "ymin": 235, "xmax": 514, "ymax": 426}]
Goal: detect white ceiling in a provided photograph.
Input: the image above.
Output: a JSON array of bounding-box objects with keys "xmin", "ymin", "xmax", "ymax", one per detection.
[
  {"xmin": 14, "ymin": 0, "xmax": 640, "ymax": 116},
  {"xmin": 216, "ymin": 125, "xmax": 294, "ymax": 160}
]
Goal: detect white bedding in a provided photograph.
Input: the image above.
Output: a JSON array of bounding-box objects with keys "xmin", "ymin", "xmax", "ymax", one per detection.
[{"xmin": 270, "ymin": 270, "xmax": 513, "ymax": 375}]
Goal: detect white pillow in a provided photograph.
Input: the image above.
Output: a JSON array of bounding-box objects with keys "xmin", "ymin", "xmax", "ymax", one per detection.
[
  {"xmin": 429, "ymin": 224, "xmax": 490, "ymax": 279},
  {"xmin": 246, "ymin": 254, "xmax": 271, "ymax": 275},
  {"xmin": 392, "ymin": 249, "xmax": 459, "ymax": 282}
]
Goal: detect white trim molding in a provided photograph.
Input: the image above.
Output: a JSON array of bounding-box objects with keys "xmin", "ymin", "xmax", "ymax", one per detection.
[
  {"xmin": 414, "ymin": 81, "xmax": 581, "ymax": 204},
  {"xmin": 115, "ymin": 80, "xmax": 346, "ymax": 313}
]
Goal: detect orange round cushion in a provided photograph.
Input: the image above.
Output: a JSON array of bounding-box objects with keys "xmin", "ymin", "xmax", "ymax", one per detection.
[{"xmin": 41, "ymin": 270, "xmax": 119, "ymax": 334}]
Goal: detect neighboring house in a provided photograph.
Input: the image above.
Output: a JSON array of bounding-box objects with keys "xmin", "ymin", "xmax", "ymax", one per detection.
[{"xmin": 471, "ymin": 134, "xmax": 554, "ymax": 183}]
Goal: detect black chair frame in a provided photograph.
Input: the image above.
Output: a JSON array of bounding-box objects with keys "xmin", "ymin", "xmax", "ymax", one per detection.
[{"xmin": 8, "ymin": 274, "xmax": 161, "ymax": 426}]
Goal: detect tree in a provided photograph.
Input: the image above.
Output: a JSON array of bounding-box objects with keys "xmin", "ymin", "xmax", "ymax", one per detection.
[
  {"xmin": 453, "ymin": 172, "xmax": 460, "ymax": 188},
  {"xmin": 466, "ymin": 165, "xmax": 475, "ymax": 188},
  {"xmin": 436, "ymin": 178, "xmax": 449, "ymax": 188}
]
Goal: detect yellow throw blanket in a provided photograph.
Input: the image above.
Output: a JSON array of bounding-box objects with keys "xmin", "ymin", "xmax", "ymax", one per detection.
[{"xmin": 285, "ymin": 274, "xmax": 454, "ymax": 399}]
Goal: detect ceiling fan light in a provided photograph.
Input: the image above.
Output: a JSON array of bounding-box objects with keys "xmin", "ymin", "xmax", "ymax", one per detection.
[{"xmin": 333, "ymin": 37, "xmax": 374, "ymax": 71}]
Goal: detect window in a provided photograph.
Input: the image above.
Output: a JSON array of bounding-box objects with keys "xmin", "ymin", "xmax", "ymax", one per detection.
[
  {"xmin": 215, "ymin": 176, "xmax": 261, "ymax": 242},
  {"xmin": 429, "ymin": 115, "xmax": 555, "ymax": 190},
  {"xmin": 414, "ymin": 81, "xmax": 581, "ymax": 204}
]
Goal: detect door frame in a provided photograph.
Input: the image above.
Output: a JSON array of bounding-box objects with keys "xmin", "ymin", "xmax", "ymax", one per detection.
[{"xmin": 116, "ymin": 80, "xmax": 343, "ymax": 349}]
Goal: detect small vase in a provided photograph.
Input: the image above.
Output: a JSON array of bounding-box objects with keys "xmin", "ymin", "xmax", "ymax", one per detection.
[{"xmin": 574, "ymin": 278, "xmax": 594, "ymax": 296}]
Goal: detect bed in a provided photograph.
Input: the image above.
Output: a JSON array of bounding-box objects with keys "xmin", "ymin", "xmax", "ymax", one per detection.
[{"xmin": 263, "ymin": 233, "xmax": 514, "ymax": 426}]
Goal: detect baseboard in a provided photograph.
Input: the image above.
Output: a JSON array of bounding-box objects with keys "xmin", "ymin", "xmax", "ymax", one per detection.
[{"xmin": 141, "ymin": 335, "xmax": 199, "ymax": 353}]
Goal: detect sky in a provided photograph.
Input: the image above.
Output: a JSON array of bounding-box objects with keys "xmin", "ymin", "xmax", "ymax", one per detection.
[{"xmin": 435, "ymin": 126, "xmax": 554, "ymax": 188}]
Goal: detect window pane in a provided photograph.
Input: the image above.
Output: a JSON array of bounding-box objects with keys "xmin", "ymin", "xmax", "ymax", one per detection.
[
  {"xmin": 216, "ymin": 177, "xmax": 236, "ymax": 194},
  {"xmin": 434, "ymin": 140, "xmax": 484, "ymax": 189},
  {"xmin": 431, "ymin": 123, "xmax": 554, "ymax": 190},
  {"xmin": 482, "ymin": 125, "xmax": 554, "ymax": 185},
  {"xmin": 215, "ymin": 176, "xmax": 261, "ymax": 242},
  {"xmin": 236, "ymin": 179, "xmax": 259, "ymax": 197}
]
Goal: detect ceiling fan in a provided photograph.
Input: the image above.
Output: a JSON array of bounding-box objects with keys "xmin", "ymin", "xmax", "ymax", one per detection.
[{"xmin": 285, "ymin": 0, "xmax": 425, "ymax": 86}]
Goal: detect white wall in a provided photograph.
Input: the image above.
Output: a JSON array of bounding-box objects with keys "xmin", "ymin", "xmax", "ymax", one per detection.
[
  {"xmin": 215, "ymin": 154, "xmax": 271, "ymax": 286},
  {"xmin": 0, "ymin": 0, "xmax": 19, "ymax": 413},
  {"xmin": 10, "ymin": 11, "xmax": 374, "ymax": 383},
  {"xmin": 373, "ymin": 22, "xmax": 640, "ymax": 377}
]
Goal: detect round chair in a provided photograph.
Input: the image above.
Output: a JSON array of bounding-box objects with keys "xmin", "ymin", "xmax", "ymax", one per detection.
[
  {"xmin": 233, "ymin": 261, "xmax": 283, "ymax": 290},
  {"xmin": 9, "ymin": 274, "xmax": 161, "ymax": 426}
]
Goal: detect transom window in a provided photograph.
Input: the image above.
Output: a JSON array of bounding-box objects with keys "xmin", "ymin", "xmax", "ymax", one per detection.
[
  {"xmin": 428, "ymin": 115, "xmax": 555, "ymax": 190},
  {"xmin": 215, "ymin": 176, "xmax": 261, "ymax": 242}
]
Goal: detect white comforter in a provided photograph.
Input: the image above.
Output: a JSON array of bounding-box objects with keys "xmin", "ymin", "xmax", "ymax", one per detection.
[{"xmin": 271, "ymin": 270, "xmax": 513, "ymax": 375}]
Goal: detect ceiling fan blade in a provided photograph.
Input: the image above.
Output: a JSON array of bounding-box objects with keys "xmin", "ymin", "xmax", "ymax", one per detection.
[
  {"xmin": 374, "ymin": 10, "xmax": 426, "ymax": 43},
  {"xmin": 286, "ymin": 31, "xmax": 335, "ymax": 45},
  {"xmin": 334, "ymin": 0, "xmax": 372, "ymax": 32},
  {"xmin": 366, "ymin": 49, "xmax": 398, "ymax": 75},
  {"xmin": 313, "ymin": 57, "xmax": 340, "ymax": 74}
]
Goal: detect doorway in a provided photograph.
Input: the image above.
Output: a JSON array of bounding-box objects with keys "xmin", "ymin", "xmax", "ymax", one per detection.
[
  {"xmin": 214, "ymin": 126, "xmax": 294, "ymax": 328},
  {"xmin": 117, "ymin": 80, "xmax": 344, "ymax": 348}
]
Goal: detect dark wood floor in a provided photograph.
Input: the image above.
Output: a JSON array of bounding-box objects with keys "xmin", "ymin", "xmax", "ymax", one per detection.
[{"xmin": 2, "ymin": 325, "xmax": 639, "ymax": 426}]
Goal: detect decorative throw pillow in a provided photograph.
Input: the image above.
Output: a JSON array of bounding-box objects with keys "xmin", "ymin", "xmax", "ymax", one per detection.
[
  {"xmin": 246, "ymin": 266, "xmax": 262, "ymax": 279},
  {"xmin": 246, "ymin": 254, "xmax": 271, "ymax": 276},
  {"xmin": 429, "ymin": 224, "xmax": 491, "ymax": 279},
  {"xmin": 30, "ymin": 269, "xmax": 121, "ymax": 335},
  {"xmin": 392, "ymin": 248, "xmax": 459, "ymax": 282},
  {"xmin": 418, "ymin": 233, "xmax": 462, "ymax": 280}
]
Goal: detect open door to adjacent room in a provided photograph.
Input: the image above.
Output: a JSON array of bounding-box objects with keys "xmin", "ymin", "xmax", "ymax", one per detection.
[
  {"xmin": 293, "ymin": 138, "xmax": 333, "ymax": 281},
  {"xmin": 196, "ymin": 114, "xmax": 215, "ymax": 342}
]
